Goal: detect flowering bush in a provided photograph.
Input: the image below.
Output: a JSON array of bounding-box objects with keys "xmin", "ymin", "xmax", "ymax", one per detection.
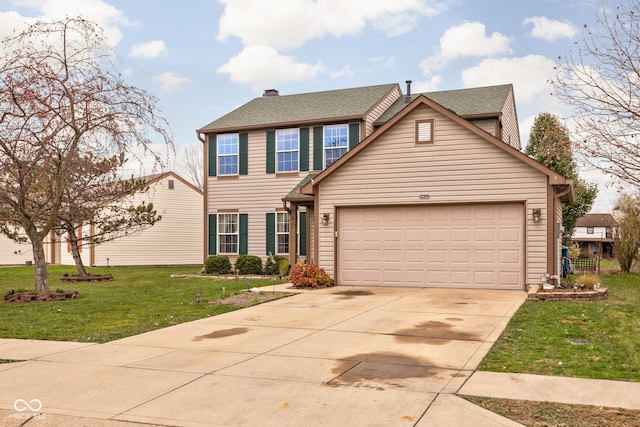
[{"xmin": 289, "ymin": 262, "xmax": 334, "ymax": 288}]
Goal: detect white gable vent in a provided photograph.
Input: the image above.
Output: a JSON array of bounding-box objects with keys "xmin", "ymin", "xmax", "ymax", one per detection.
[{"xmin": 416, "ymin": 119, "xmax": 434, "ymax": 144}]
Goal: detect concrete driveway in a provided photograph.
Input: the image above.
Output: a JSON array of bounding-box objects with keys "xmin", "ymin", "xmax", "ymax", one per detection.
[{"xmin": 0, "ymin": 286, "xmax": 525, "ymax": 426}]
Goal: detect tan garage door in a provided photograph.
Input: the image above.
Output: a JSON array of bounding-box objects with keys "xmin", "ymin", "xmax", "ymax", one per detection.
[{"xmin": 338, "ymin": 204, "xmax": 524, "ymax": 289}]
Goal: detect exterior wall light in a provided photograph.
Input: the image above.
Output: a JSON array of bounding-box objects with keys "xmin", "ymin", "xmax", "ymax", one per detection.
[
  {"xmin": 532, "ymin": 208, "xmax": 542, "ymax": 223},
  {"xmin": 322, "ymin": 213, "xmax": 330, "ymax": 226}
]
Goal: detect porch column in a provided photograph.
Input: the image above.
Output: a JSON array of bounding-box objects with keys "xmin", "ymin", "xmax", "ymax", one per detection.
[
  {"xmin": 306, "ymin": 205, "xmax": 314, "ymax": 262},
  {"xmin": 289, "ymin": 203, "xmax": 298, "ymax": 269}
]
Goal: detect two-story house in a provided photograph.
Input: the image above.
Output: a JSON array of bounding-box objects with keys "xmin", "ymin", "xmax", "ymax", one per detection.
[
  {"xmin": 571, "ymin": 213, "xmax": 617, "ymax": 258},
  {"xmin": 197, "ymin": 82, "xmax": 573, "ymax": 290}
]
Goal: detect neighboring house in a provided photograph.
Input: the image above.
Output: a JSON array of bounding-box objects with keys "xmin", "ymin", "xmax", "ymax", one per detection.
[
  {"xmin": 197, "ymin": 82, "xmax": 573, "ymax": 290},
  {"xmin": 60, "ymin": 171, "xmax": 203, "ymax": 267},
  {"xmin": 0, "ymin": 232, "xmax": 60, "ymax": 266},
  {"xmin": 571, "ymin": 213, "xmax": 617, "ymax": 258}
]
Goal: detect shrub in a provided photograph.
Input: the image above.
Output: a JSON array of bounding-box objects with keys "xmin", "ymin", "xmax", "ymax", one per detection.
[
  {"xmin": 204, "ymin": 255, "xmax": 231, "ymax": 275},
  {"xmin": 289, "ymin": 262, "xmax": 334, "ymax": 288},
  {"xmin": 235, "ymin": 255, "xmax": 263, "ymax": 275},
  {"xmin": 265, "ymin": 255, "xmax": 288, "ymax": 276}
]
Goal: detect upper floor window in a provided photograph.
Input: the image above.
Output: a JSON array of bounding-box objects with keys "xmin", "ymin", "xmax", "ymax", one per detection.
[
  {"xmin": 218, "ymin": 133, "xmax": 239, "ymax": 175},
  {"xmin": 324, "ymin": 124, "xmax": 348, "ymax": 168},
  {"xmin": 277, "ymin": 129, "xmax": 299, "ymax": 172},
  {"xmin": 587, "ymin": 226, "xmax": 594, "ymax": 234},
  {"xmin": 218, "ymin": 213, "xmax": 238, "ymax": 254}
]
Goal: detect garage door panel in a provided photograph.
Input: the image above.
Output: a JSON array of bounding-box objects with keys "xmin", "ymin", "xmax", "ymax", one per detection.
[{"xmin": 338, "ymin": 204, "xmax": 523, "ymax": 289}]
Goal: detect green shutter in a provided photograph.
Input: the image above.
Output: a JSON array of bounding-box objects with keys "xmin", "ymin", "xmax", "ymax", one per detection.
[
  {"xmin": 207, "ymin": 134, "xmax": 217, "ymax": 177},
  {"xmin": 313, "ymin": 126, "xmax": 323, "ymax": 170},
  {"xmin": 349, "ymin": 123, "xmax": 360, "ymax": 150},
  {"xmin": 266, "ymin": 130, "xmax": 275, "ymax": 174},
  {"xmin": 299, "ymin": 211, "xmax": 306, "ymax": 256},
  {"xmin": 266, "ymin": 212, "xmax": 275, "ymax": 255},
  {"xmin": 208, "ymin": 214, "xmax": 217, "ymax": 255},
  {"xmin": 239, "ymin": 213, "xmax": 248, "ymax": 255},
  {"xmin": 239, "ymin": 133, "xmax": 248, "ymax": 175},
  {"xmin": 299, "ymin": 128, "xmax": 309, "ymax": 172}
]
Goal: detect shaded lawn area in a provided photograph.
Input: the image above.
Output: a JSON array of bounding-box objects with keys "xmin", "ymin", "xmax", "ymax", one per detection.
[
  {"xmin": 479, "ymin": 273, "xmax": 640, "ymax": 382},
  {"xmin": 0, "ymin": 265, "xmax": 284, "ymax": 343}
]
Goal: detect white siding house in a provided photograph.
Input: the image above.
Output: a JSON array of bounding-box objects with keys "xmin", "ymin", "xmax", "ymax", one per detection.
[{"xmin": 60, "ymin": 172, "xmax": 203, "ymax": 267}]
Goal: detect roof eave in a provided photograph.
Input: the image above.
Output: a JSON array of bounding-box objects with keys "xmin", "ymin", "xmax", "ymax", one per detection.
[{"xmin": 197, "ymin": 114, "xmax": 366, "ymax": 135}]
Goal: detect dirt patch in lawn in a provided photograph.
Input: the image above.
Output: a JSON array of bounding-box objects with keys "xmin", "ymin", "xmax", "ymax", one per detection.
[
  {"xmin": 199, "ymin": 291, "xmax": 295, "ymax": 307},
  {"xmin": 464, "ymin": 396, "xmax": 640, "ymax": 426}
]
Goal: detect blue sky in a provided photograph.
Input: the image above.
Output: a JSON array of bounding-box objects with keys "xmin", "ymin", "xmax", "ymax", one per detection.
[{"xmin": 0, "ymin": 0, "xmax": 616, "ymax": 212}]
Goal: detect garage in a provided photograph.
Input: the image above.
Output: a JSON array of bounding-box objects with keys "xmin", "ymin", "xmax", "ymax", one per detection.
[{"xmin": 338, "ymin": 203, "xmax": 524, "ymax": 289}]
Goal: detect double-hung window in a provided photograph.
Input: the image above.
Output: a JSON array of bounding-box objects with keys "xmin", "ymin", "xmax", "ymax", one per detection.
[
  {"xmin": 276, "ymin": 212, "xmax": 289, "ymax": 254},
  {"xmin": 218, "ymin": 213, "xmax": 238, "ymax": 254},
  {"xmin": 276, "ymin": 129, "xmax": 299, "ymax": 172},
  {"xmin": 587, "ymin": 226, "xmax": 594, "ymax": 234},
  {"xmin": 218, "ymin": 133, "xmax": 239, "ymax": 175},
  {"xmin": 324, "ymin": 124, "xmax": 348, "ymax": 168}
]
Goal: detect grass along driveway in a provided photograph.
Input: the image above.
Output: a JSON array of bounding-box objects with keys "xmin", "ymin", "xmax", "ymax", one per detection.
[
  {"xmin": 0, "ymin": 265, "xmax": 286, "ymax": 343},
  {"xmin": 479, "ymin": 273, "xmax": 640, "ymax": 382}
]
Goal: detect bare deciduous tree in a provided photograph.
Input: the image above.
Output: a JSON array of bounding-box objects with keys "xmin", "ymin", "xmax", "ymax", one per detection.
[
  {"xmin": 0, "ymin": 17, "xmax": 173, "ymax": 290},
  {"xmin": 613, "ymin": 192, "xmax": 640, "ymax": 273},
  {"xmin": 553, "ymin": 1, "xmax": 640, "ymax": 186},
  {"xmin": 175, "ymin": 144, "xmax": 203, "ymax": 190}
]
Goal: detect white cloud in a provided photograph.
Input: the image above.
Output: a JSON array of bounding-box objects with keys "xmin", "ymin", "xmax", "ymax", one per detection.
[
  {"xmin": 217, "ymin": 0, "xmax": 445, "ymax": 50},
  {"xmin": 421, "ymin": 22, "xmax": 512, "ymax": 76},
  {"xmin": 330, "ymin": 65, "xmax": 355, "ymax": 79},
  {"xmin": 368, "ymin": 55, "xmax": 396, "ymax": 69},
  {"xmin": 524, "ymin": 16, "xmax": 578, "ymax": 42},
  {"xmin": 129, "ymin": 40, "xmax": 167, "ymax": 59},
  {"xmin": 461, "ymin": 54, "xmax": 556, "ymax": 103},
  {"xmin": 152, "ymin": 71, "xmax": 190, "ymax": 94},
  {"xmin": 0, "ymin": 0, "xmax": 131, "ymax": 48},
  {"xmin": 216, "ymin": 45, "xmax": 325, "ymax": 93},
  {"xmin": 412, "ymin": 76, "xmax": 443, "ymax": 92}
]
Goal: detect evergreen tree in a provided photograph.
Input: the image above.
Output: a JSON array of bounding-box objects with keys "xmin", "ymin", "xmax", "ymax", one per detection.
[{"xmin": 526, "ymin": 113, "xmax": 597, "ymax": 245}]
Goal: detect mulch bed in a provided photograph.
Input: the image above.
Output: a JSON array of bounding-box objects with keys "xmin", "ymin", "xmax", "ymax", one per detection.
[
  {"xmin": 60, "ymin": 274, "xmax": 113, "ymax": 282},
  {"xmin": 3, "ymin": 290, "xmax": 78, "ymax": 303}
]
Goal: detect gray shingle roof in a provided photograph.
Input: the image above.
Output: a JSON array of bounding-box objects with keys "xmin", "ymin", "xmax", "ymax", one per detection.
[
  {"xmin": 375, "ymin": 84, "xmax": 513, "ymax": 123},
  {"xmin": 198, "ymin": 84, "xmax": 398, "ymax": 133}
]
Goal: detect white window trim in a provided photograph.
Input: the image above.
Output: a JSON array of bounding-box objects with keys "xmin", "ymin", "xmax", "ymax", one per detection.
[
  {"xmin": 276, "ymin": 212, "xmax": 289, "ymax": 254},
  {"xmin": 218, "ymin": 133, "xmax": 239, "ymax": 176},
  {"xmin": 276, "ymin": 128, "xmax": 300, "ymax": 173},
  {"xmin": 218, "ymin": 213, "xmax": 239, "ymax": 254},
  {"xmin": 323, "ymin": 124, "xmax": 349, "ymax": 169}
]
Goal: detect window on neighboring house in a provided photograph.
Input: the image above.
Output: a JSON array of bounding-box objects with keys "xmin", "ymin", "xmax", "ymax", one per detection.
[
  {"xmin": 276, "ymin": 212, "xmax": 289, "ymax": 254},
  {"xmin": 218, "ymin": 213, "xmax": 238, "ymax": 254},
  {"xmin": 217, "ymin": 133, "xmax": 239, "ymax": 175},
  {"xmin": 277, "ymin": 129, "xmax": 299, "ymax": 172},
  {"xmin": 587, "ymin": 226, "xmax": 594, "ymax": 234},
  {"xmin": 168, "ymin": 179, "xmax": 174, "ymax": 190},
  {"xmin": 416, "ymin": 119, "xmax": 434, "ymax": 144},
  {"xmin": 324, "ymin": 124, "xmax": 348, "ymax": 168}
]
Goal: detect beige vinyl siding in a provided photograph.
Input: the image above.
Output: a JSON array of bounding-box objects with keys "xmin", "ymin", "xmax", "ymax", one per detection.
[
  {"xmin": 468, "ymin": 118, "xmax": 498, "ymax": 138},
  {"xmin": 364, "ymin": 87, "xmax": 401, "ymax": 136},
  {"xmin": 0, "ymin": 234, "xmax": 32, "ymax": 265},
  {"xmin": 317, "ymin": 104, "xmax": 548, "ymax": 288},
  {"xmin": 61, "ymin": 175, "xmax": 204, "ymax": 267},
  {"xmin": 501, "ymin": 87, "xmax": 520, "ymax": 149},
  {"xmin": 0, "ymin": 231, "xmax": 59, "ymax": 265},
  {"xmin": 207, "ymin": 130, "xmax": 308, "ymax": 264}
]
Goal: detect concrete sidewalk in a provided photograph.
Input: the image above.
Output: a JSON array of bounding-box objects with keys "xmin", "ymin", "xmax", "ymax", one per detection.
[{"xmin": 0, "ymin": 285, "xmax": 637, "ymax": 426}]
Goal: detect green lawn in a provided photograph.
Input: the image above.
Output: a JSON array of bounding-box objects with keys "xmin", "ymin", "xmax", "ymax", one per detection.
[
  {"xmin": 0, "ymin": 265, "xmax": 283, "ymax": 343},
  {"xmin": 479, "ymin": 273, "xmax": 640, "ymax": 381}
]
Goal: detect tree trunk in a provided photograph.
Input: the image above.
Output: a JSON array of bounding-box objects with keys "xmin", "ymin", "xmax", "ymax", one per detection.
[
  {"xmin": 26, "ymin": 229, "xmax": 49, "ymax": 291},
  {"xmin": 67, "ymin": 226, "xmax": 88, "ymax": 276}
]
